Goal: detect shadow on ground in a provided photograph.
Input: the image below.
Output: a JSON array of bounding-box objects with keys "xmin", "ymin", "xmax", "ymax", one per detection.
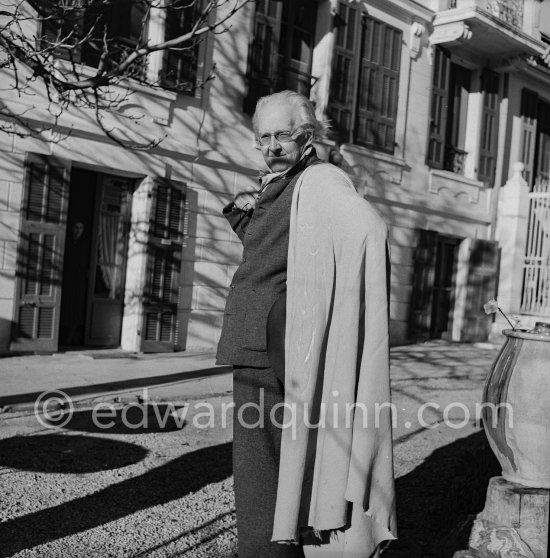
[
  {"xmin": 0, "ymin": 433, "xmax": 148, "ymax": 473},
  {"xmin": 0, "ymin": 441, "xmax": 232, "ymax": 557},
  {"xmin": 385, "ymin": 430, "xmax": 500, "ymax": 558}
]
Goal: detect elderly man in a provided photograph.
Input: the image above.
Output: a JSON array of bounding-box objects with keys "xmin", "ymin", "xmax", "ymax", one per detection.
[{"xmin": 216, "ymin": 91, "xmax": 396, "ymax": 557}]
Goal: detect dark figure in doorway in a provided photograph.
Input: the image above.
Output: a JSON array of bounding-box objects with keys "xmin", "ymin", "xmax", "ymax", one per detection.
[{"xmin": 60, "ymin": 219, "xmax": 89, "ymax": 346}]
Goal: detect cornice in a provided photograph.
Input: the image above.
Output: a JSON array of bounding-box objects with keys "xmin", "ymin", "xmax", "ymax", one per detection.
[
  {"xmin": 362, "ymin": 0, "xmax": 434, "ymax": 24},
  {"xmin": 497, "ymin": 55, "xmax": 550, "ymax": 86}
]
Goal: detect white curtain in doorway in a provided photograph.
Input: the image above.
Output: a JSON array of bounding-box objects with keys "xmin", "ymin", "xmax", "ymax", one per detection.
[{"xmin": 98, "ymin": 212, "xmax": 121, "ymax": 298}]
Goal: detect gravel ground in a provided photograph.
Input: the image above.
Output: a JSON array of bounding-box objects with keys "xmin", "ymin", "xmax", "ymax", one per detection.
[
  {"xmin": 0, "ymin": 397, "xmax": 238, "ymax": 558},
  {"xmin": 0, "ymin": 342, "xmax": 501, "ymax": 558}
]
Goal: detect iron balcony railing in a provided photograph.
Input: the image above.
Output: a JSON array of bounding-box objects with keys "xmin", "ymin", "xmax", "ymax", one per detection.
[{"xmin": 448, "ymin": 0, "xmax": 524, "ymax": 29}]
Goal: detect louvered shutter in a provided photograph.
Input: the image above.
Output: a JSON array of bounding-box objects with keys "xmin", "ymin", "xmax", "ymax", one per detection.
[
  {"xmin": 520, "ymin": 89, "xmax": 538, "ymax": 187},
  {"xmin": 478, "ymin": 70, "xmax": 500, "ymax": 187},
  {"xmin": 427, "ymin": 47, "xmax": 450, "ymax": 169},
  {"xmin": 354, "ymin": 15, "xmax": 401, "ymax": 153},
  {"xmin": 12, "ymin": 157, "xmax": 70, "ymax": 352},
  {"xmin": 141, "ymin": 179, "xmax": 186, "ymax": 352},
  {"xmin": 408, "ymin": 229, "xmax": 438, "ymax": 342},
  {"xmin": 244, "ymin": 0, "xmax": 283, "ymax": 113},
  {"xmin": 327, "ymin": 2, "xmax": 359, "ymax": 141}
]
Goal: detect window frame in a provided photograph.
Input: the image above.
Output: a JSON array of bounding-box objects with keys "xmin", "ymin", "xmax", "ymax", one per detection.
[{"xmin": 327, "ymin": 5, "xmax": 403, "ymax": 155}]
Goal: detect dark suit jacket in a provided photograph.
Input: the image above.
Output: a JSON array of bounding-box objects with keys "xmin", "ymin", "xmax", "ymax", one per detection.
[{"xmin": 216, "ymin": 152, "xmax": 319, "ymax": 368}]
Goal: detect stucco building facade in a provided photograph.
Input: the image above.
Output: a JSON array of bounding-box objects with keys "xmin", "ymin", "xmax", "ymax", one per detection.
[{"xmin": 0, "ymin": 0, "xmax": 549, "ymax": 355}]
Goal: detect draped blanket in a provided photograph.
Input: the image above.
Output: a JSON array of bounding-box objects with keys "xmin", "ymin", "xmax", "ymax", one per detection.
[{"xmin": 271, "ymin": 163, "xmax": 397, "ymax": 555}]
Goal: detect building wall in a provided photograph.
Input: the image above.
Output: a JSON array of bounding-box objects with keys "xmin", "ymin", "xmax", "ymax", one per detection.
[{"xmin": 0, "ymin": 0, "xmax": 548, "ymax": 353}]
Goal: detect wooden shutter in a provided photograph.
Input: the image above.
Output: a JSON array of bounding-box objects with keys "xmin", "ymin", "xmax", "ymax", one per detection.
[
  {"xmin": 327, "ymin": 1, "xmax": 359, "ymax": 140},
  {"xmin": 408, "ymin": 230, "xmax": 438, "ymax": 342},
  {"xmin": 354, "ymin": 15, "xmax": 401, "ymax": 153},
  {"xmin": 478, "ymin": 70, "xmax": 500, "ymax": 187},
  {"xmin": 141, "ymin": 179, "xmax": 186, "ymax": 353},
  {"xmin": 427, "ymin": 47, "xmax": 450, "ymax": 169},
  {"xmin": 11, "ymin": 157, "xmax": 70, "ymax": 352},
  {"xmin": 520, "ymin": 88, "xmax": 538, "ymax": 187},
  {"xmin": 244, "ymin": 0, "xmax": 283, "ymax": 113},
  {"xmin": 535, "ymin": 100, "xmax": 550, "ymax": 182},
  {"xmin": 460, "ymin": 239, "xmax": 500, "ymax": 342}
]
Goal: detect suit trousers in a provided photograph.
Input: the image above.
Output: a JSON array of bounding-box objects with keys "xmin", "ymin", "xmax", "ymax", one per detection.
[
  {"xmin": 232, "ymin": 366, "xmax": 304, "ymax": 558},
  {"xmin": 232, "ymin": 367, "xmax": 383, "ymax": 558}
]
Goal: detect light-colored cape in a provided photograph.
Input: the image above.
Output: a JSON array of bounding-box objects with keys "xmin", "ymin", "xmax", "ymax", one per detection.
[{"xmin": 272, "ymin": 163, "xmax": 397, "ymax": 556}]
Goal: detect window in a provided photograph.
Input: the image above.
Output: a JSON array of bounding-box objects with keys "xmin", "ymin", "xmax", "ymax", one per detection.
[
  {"xmin": 39, "ymin": 0, "xmax": 200, "ymax": 93},
  {"xmin": 244, "ymin": 0, "xmax": 318, "ymax": 113},
  {"xmin": 82, "ymin": 0, "xmax": 149, "ymax": 77},
  {"xmin": 427, "ymin": 47, "xmax": 471, "ymax": 175},
  {"xmin": 428, "ymin": 47, "xmax": 500, "ymax": 185},
  {"xmin": 40, "ymin": 0, "xmax": 149, "ymax": 77},
  {"xmin": 520, "ymin": 89, "xmax": 550, "ymax": 189},
  {"xmin": 327, "ymin": 5, "xmax": 402, "ymax": 154},
  {"xmin": 160, "ymin": 1, "xmax": 200, "ymax": 95},
  {"xmin": 39, "ymin": 0, "xmax": 86, "ymax": 61}
]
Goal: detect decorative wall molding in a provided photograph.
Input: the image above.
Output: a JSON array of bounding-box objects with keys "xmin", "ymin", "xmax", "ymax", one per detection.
[
  {"xmin": 429, "ymin": 168, "xmax": 485, "ymax": 204},
  {"xmin": 429, "ymin": 21, "xmax": 473, "ymax": 46},
  {"xmin": 410, "ymin": 22, "xmax": 426, "ymax": 59}
]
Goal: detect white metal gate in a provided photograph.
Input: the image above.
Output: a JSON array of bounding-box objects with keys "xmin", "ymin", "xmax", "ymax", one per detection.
[{"xmin": 521, "ymin": 177, "xmax": 550, "ymax": 315}]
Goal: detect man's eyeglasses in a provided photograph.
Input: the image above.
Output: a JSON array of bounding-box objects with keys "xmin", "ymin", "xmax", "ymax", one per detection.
[{"xmin": 256, "ymin": 130, "xmax": 298, "ymax": 147}]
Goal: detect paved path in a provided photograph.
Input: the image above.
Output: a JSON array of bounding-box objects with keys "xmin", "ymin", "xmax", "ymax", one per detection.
[{"xmin": 0, "ymin": 351, "xmax": 232, "ymax": 412}]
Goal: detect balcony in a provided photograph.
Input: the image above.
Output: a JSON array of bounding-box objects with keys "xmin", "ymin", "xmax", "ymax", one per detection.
[
  {"xmin": 447, "ymin": 0, "xmax": 523, "ymax": 28},
  {"xmin": 432, "ymin": 0, "xmax": 545, "ymax": 62}
]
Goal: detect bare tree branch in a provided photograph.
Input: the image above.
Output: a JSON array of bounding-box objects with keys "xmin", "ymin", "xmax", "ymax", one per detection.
[{"xmin": 0, "ymin": 0, "xmax": 254, "ymax": 148}]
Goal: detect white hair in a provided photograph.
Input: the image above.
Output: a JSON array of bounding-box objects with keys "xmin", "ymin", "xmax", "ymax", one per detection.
[{"xmin": 252, "ymin": 90, "xmax": 330, "ymax": 140}]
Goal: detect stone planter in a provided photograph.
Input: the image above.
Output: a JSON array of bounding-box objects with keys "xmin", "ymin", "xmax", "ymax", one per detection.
[{"xmin": 482, "ymin": 322, "xmax": 550, "ymax": 489}]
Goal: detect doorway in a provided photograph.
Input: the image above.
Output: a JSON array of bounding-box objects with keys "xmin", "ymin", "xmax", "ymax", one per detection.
[
  {"xmin": 430, "ymin": 235, "xmax": 461, "ymax": 339},
  {"xmin": 59, "ymin": 169, "xmax": 133, "ymax": 348},
  {"xmin": 409, "ymin": 230, "xmax": 500, "ymax": 343},
  {"xmin": 409, "ymin": 230, "xmax": 461, "ymax": 341}
]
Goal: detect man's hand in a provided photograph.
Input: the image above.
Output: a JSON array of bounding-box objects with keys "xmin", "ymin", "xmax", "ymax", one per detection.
[{"xmin": 234, "ymin": 190, "xmax": 259, "ymax": 212}]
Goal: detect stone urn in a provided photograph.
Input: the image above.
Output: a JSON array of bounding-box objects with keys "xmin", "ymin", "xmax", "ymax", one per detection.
[{"xmin": 482, "ymin": 321, "xmax": 550, "ymax": 488}]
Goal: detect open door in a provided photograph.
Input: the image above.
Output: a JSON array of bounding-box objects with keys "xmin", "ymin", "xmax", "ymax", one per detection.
[
  {"xmin": 409, "ymin": 230, "xmax": 462, "ymax": 342},
  {"xmin": 460, "ymin": 239, "xmax": 500, "ymax": 342},
  {"xmin": 408, "ymin": 229, "xmax": 438, "ymax": 342},
  {"xmin": 11, "ymin": 155, "xmax": 70, "ymax": 352},
  {"xmin": 85, "ymin": 174, "xmax": 133, "ymax": 346},
  {"xmin": 431, "ymin": 235, "xmax": 461, "ymax": 338},
  {"xmin": 140, "ymin": 179, "xmax": 186, "ymax": 353}
]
